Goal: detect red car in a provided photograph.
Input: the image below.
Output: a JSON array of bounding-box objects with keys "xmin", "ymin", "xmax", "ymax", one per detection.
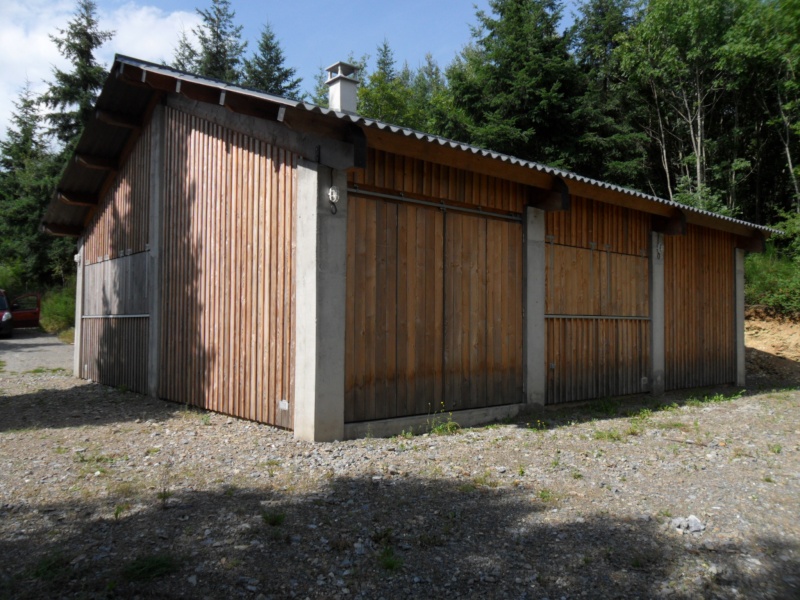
[{"xmin": 0, "ymin": 290, "xmax": 41, "ymax": 336}]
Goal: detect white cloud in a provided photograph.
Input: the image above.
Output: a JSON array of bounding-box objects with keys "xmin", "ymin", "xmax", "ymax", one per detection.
[{"xmin": 0, "ymin": 0, "xmax": 200, "ymax": 142}]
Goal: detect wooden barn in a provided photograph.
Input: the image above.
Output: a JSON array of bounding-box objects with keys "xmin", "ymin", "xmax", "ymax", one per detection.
[{"xmin": 43, "ymin": 56, "xmax": 776, "ymax": 441}]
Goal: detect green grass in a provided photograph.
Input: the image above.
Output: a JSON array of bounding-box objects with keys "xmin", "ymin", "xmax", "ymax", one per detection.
[
  {"xmin": 39, "ymin": 278, "xmax": 76, "ymax": 334},
  {"xmin": 768, "ymin": 443, "xmax": 782, "ymax": 454},
  {"xmin": 121, "ymin": 553, "xmax": 180, "ymax": 582},
  {"xmin": 745, "ymin": 243, "xmax": 800, "ymax": 314},
  {"xmin": 593, "ymin": 429, "xmax": 623, "ymax": 442},
  {"xmin": 379, "ymin": 546, "xmax": 403, "ymax": 571},
  {"xmin": 261, "ymin": 511, "xmax": 286, "ymax": 527}
]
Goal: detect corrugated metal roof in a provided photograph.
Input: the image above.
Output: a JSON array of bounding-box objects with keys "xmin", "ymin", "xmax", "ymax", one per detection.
[{"xmin": 45, "ymin": 55, "xmax": 782, "ymax": 237}]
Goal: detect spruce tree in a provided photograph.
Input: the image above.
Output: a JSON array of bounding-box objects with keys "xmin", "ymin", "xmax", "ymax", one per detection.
[
  {"xmin": 446, "ymin": 0, "xmax": 583, "ymax": 169},
  {"xmin": 193, "ymin": 0, "xmax": 247, "ymax": 83},
  {"xmin": 40, "ymin": 0, "xmax": 114, "ymax": 153},
  {"xmin": 242, "ymin": 24, "xmax": 302, "ymax": 99}
]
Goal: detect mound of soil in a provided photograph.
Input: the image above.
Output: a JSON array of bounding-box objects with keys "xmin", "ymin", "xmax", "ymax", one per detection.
[{"xmin": 745, "ymin": 307, "xmax": 800, "ymax": 385}]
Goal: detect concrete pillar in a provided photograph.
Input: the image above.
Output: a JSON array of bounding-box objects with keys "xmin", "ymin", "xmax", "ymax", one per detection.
[
  {"xmin": 73, "ymin": 239, "xmax": 84, "ymax": 378},
  {"xmin": 524, "ymin": 207, "xmax": 546, "ymax": 406},
  {"xmin": 650, "ymin": 232, "xmax": 665, "ymax": 395},
  {"xmin": 147, "ymin": 106, "xmax": 164, "ymax": 398},
  {"xmin": 293, "ymin": 160, "xmax": 348, "ymax": 442},
  {"xmin": 735, "ymin": 248, "xmax": 746, "ymax": 386}
]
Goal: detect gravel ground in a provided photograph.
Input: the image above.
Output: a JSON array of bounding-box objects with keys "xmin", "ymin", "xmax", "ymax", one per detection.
[
  {"xmin": 0, "ymin": 364, "xmax": 798, "ymax": 599},
  {"xmin": 1, "ymin": 328, "xmax": 799, "ymax": 599}
]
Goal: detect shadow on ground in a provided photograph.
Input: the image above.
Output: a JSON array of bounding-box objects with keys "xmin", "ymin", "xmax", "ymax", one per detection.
[{"xmin": 0, "ymin": 474, "xmax": 797, "ymax": 599}]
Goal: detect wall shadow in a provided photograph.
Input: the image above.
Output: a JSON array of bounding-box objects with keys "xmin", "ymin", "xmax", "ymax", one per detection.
[{"xmin": 0, "ymin": 475, "xmax": 796, "ymax": 599}]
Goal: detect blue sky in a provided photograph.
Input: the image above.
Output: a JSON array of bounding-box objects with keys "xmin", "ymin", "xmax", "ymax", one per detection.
[{"xmin": 0, "ymin": 0, "xmax": 579, "ymax": 140}]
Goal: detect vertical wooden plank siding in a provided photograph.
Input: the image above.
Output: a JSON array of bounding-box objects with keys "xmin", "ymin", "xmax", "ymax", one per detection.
[
  {"xmin": 159, "ymin": 107, "xmax": 296, "ymax": 428},
  {"xmin": 348, "ymin": 148, "xmax": 528, "ymax": 213},
  {"xmin": 80, "ymin": 317, "xmax": 148, "ymax": 392},
  {"xmin": 84, "ymin": 120, "xmax": 152, "ymax": 264},
  {"xmin": 344, "ymin": 193, "xmax": 523, "ymax": 423},
  {"xmin": 79, "ymin": 116, "xmax": 152, "ymax": 395},
  {"xmin": 664, "ymin": 225, "xmax": 736, "ymax": 389},
  {"xmin": 545, "ymin": 196, "xmax": 651, "ymax": 404}
]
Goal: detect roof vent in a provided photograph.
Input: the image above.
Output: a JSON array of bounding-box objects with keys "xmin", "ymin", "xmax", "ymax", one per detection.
[{"xmin": 325, "ymin": 62, "xmax": 359, "ymax": 114}]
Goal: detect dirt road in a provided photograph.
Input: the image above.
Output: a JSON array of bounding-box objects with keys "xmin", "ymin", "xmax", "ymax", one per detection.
[{"xmin": 0, "ymin": 329, "xmax": 73, "ymax": 373}]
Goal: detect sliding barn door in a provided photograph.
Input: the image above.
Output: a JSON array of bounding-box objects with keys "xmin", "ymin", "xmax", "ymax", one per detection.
[
  {"xmin": 345, "ymin": 195, "xmax": 523, "ymax": 423},
  {"xmin": 545, "ymin": 198, "xmax": 652, "ymax": 404}
]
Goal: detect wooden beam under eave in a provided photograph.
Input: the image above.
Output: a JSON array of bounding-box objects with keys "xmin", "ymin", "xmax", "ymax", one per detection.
[
  {"xmin": 42, "ymin": 223, "xmax": 82, "ymax": 237},
  {"xmin": 736, "ymin": 231, "xmax": 766, "ymax": 253},
  {"xmin": 652, "ymin": 209, "xmax": 686, "ymax": 235},
  {"xmin": 530, "ymin": 177, "xmax": 570, "ymax": 211},
  {"xmin": 57, "ymin": 190, "xmax": 98, "ymax": 207},
  {"xmin": 75, "ymin": 153, "xmax": 118, "ymax": 171},
  {"xmin": 222, "ymin": 92, "xmax": 282, "ymax": 122},
  {"xmin": 95, "ymin": 109, "xmax": 142, "ymax": 130}
]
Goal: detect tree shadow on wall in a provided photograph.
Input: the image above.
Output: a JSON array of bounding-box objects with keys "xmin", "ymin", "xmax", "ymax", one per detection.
[{"xmin": 0, "ymin": 475, "xmax": 796, "ymax": 599}]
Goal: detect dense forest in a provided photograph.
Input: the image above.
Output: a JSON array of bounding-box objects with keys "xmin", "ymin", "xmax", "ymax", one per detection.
[{"xmin": 1, "ymin": 0, "xmax": 798, "ymax": 315}]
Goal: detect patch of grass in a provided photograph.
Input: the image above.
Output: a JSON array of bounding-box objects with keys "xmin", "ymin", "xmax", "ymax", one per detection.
[
  {"xmin": 0, "ymin": 359, "xmax": 6, "ymax": 372},
  {"xmin": 379, "ymin": 546, "xmax": 403, "ymax": 571},
  {"xmin": 30, "ymin": 552, "xmax": 72, "ymax": 582},
  {"xmin": 657, "ymin": 421, "xmax": 688, "ymax": 431},
  {"xmin": 526, "ymin": 419, "xmax": 548, "ymax": 431},
  {"xmin": 571, "ymin": 471, "xmax": 583, "ymax": 480},
  {"xmin": 593, "ymin": 429, "xmax": 623, "ymax": 442},
  {"xmin": 518, "ymin": 465, "xmax": 525, "ymax": 476},
  {"xmin": 261, "ymin": 511, "xmax": 286, "ymax": 527},
  {"xmin": 121, "ymin": 553, "xmax": 180, "ymax": 582},
  {"xmin": 429, "ymin": 414, "xmax": 461, "ymax": 436},
  {"xmin": 537, "ymin": 488, "xmax": 556, "ymax": 503},
  {"xmin": 768, "ymin": 443, "xmax": 782, "ymax": 454},
  {"xmin": 114, "ymin": 503, "xmax": 131, "ymax": 520},
  {"xmin": 397, "ymin": 428, "xmax": 414, "ymax": 439},
  {"xmin": 457, "ymin": 482, "xmax": 477, "ymax": 493},
  {"xmin": 763, "ymin": 475, "xmax": 775, "ymax": 483},
  {"xmin": 472, "ymin": 470, "xmax": 499, "ymax": 488},
  {"xmin": 40, "ymin": 278, "xmax": 76, "ymax": 334},
  {"xmin": 200, "ymin": 413, "xmax": 212, "ymax": 426},
  {"xmin": 57, "ymin": 327, "xmax": 75, "ymax": 344}
]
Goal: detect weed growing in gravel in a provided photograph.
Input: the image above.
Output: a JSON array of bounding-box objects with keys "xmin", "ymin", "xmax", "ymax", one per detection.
[
  {"xmin": 30, "ymin": 552, "xmax": 72, "ymax": 582},
  {"xmin": 121, "ymin": 553, "xmax": 180, "ymax": 582},
  {"xmin": 527, "ymin": 419, "xmax": 548, "ymax": 432},
  {"xmin": 0, "ymin": 359, "xmax": 5, "ymax": 372},
  {"xmin": 427, "ymin": 403, "xmax": 461, "ymax": 435},
  {"xmin": 114, "ymin": 502, "xmax": 131, "ymax": 520},
  {"xmin": 110, "ymin": 480, "xmax": 139, "ymax": 500},
  {"xmin": 472, "ymin": 470, "xmax": 499, "ymax": 488},
  {"xmin": 518, "ymin": 466, "xmax": 525, "ymax": 476},
  {"xmin": 262, "ymin": 511, "xmax": 286, "ymax": 526},
  {"xmin": 572, "ymin": 471, "xmax": 583, "ymax": 480},
  {"xmin": 763, "ymin": 475, "xmax": 775, "ymax": 483},
  {"xmin": 379, "ymin": 546, "xmax": 403, "ymax": 571},
  {"xmin": 537, "ymin": 488, "xmax": 556, "ymax": 503},
  {"xmin": 200, "ymin": 413, "xmax": 211, "ymax": 425},
  {"xmin": 768, "ymin": 443, "xmax": 782, "ymax": 454},
  {"xmin": 397, "ymin": 429, "xmax": 414, "ymax": 439},
  {"xmin": 593, "ymin": 429, "xmax": 623, "ymax": 442}
]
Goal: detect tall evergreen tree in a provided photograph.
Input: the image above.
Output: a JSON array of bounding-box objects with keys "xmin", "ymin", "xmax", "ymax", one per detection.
[
  {"xmin": 193, "ymin": 0, "xmax": 247, "ymax": 83},
  {"xmin": 242, "ymin": 24, "xmax": 302, "ymax": 99},
  {"xmin": 444, "ymin": 0, "xmax": 584, "ymax": 168},
  {"xmin": 172, "ymin": 28, "xmax": 199, "ymax": 73},
  {"xmin": 359, "ymin": 40, "xmax": 410, "ymax": 123},
  {"xmin": 0, "ymin": 84, "xmax": 64, "ymax": 287},
  {"xmin": 40, "ymin": 0, "xmax": 114, "ymax": 153},
  {"xmin": 570, "ymin": 0, "xmax": 647, "ymax": 188}
]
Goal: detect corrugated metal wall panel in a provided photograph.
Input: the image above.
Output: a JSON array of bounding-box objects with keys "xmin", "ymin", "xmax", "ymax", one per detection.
[
  {"xmin": 84, "ymin": 119, "xmax": 151, "ymax": 264},
  {"xmin": 664, "ymin": 225, "xmax": 736, "ymax": 390},
  {"xmin": 159, "ymin": 107, "xmax": 296, "ymax": 428},
  {"xmin": 80, "ymin": 317, "xmax": 148, "ymax": 392}
]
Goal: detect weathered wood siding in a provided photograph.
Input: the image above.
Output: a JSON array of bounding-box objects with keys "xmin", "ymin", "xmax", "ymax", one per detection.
[
  {"xmin": 79, "ymin": 118, "xmax": 152, "ymax": 394},
  {"xmin": 545, "ymin": 196, "xmax": 651, "ymax": 403},
  {"xmin": 159, "ymin": 107, "xmax": 296, "ymax": 428},
  {"xmin": 345, "ymin": 149, "xmax": 524, "ymax": 423},
  {"xmin": 664, "ymin": 225, "xmax": 736, "ymax": 389},
  {"xmin": 80, "ymin": 317, "xmax": 148, "ymax": 391},
  {"xmin": 84, "ymin": 120, "xmax": 151, "ymax": 264},
  {"xmin": 83, "ymin": 253, "xmax": 149, "ymax": 316}
]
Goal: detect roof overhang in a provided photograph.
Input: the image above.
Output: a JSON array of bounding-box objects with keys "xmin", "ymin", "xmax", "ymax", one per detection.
[{"xmin": 43, "ymin": 54, "xmax": 780, "ymax": 247}]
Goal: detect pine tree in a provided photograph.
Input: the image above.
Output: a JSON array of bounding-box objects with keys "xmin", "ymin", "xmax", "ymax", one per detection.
[
  {"xmin": 193, "ymin": 0, "xmax": 247, "ymax": 83},
  {"xmin": 242, "ymin": 24, "xmax": 302, "ymax": 99},
  {"xmin": 40, "ymin": 0, "xmax": 114, "ymax": 153},
  {"xmin": 172, "ymin": 28, "xmax": 199, "ymax": 72},
  {"xmin": 358, "ymin": 40, "xmax": 410, "ymax": 123}
]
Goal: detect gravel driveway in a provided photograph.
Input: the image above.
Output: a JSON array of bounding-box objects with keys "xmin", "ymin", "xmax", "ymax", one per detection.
[
  {"xmin": 0, "ymin": 365, "xmax": 798, "ymax": 599},
  {"xmin": 0, "ymin": 328, "xmax": 73, "ymax": 373}
]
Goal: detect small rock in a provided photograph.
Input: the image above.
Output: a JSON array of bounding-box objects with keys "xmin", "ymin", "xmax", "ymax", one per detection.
[{"xmin": 188, "ymin": 575, "xmax": 197, "ymax": 586}]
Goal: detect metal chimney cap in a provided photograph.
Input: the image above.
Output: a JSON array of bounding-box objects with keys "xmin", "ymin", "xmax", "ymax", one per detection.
[{"xmin": 325, "ymin": 61, "xmax": 360, "ymax": 83}]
